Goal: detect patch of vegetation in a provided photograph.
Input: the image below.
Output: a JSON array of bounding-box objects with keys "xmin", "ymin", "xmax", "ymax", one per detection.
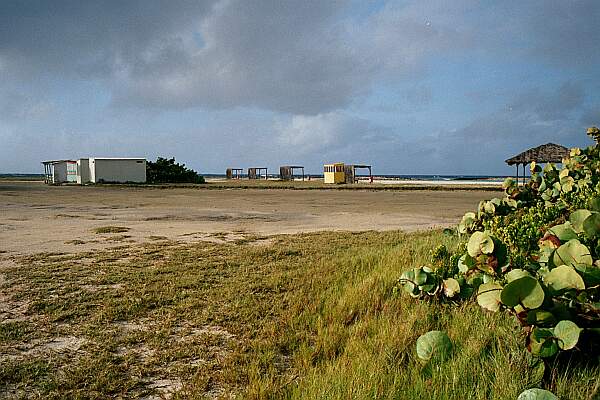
[
  {"xmin": 93, "ymin": 226, "xmax": 130, "ymax": 234},
  {"xmin": 146, "ymin": 157, "xmax": 205, "ymax": 184},
  {"xmin": 1, "ymin": 231, "xmax": 598, "ymax": 398},
  {"xmin": 396, "ymin": 128, "xmax": 600, "ymax": 398}
]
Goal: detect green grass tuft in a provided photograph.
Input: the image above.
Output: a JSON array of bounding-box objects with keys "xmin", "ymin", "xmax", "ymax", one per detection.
[{"xmin": 93, "ymin": 226, "xmax": 130, "ymax": 234}]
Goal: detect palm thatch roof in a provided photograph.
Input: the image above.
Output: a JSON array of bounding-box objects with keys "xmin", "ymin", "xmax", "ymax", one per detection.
[{"xmin": 505, "ymin": 143, "xmax": 569, "ymax": 166}]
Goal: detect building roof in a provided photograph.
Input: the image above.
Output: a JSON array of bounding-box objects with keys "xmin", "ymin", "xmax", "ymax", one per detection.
[
  {"xmin": 280, "ymin": 165, "xmax": 304, "ymax": 168},
  {"xmin": 41, "ymin": 159, "xmax": 76, "ymax": 165},
  {"xmin": 505, "ymin": 143, "xmax": 570, "ymax": 166},
  {"xmin": 90, "ymin": 157, "xmax": 146, "ymax": 160}
]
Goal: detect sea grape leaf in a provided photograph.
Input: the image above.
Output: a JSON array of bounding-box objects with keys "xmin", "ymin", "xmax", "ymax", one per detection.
[
  {"xmin": 574, "ymin": 263, "xmax": 600, "ymax": 286},
  {"xmin": 569, "ymin": 209, "xmax": 592, "ymax": 233},
  {"xmin": 553, "ymin": 320, "xmax": 581, "ymax": 350},
  {"xmin": 506, "ymin": 269, "xmax": 531, "ymax": 282},
  {"xmin": 467, "ymin": 231, "xmax": 494, "ymax": 258},
  {"xmin": 500, "ymin": 276, "xmax": 544, "ymax": 309},
  {"xmin": 589, "ymin": 196, "xmax": 600, "ymax": 212},
  {"xmin": 400, "ymin": 270, "xmax": 418, "ymax": 295},
  {"xmin": 553, "ymin": 239, "xmax": 592, "ymax": 267},
  {"xmin": 442, "ymin": 278, "xmax": 460, "ymax": 298},
  {"xmin": 544, "ymin": 265, "xmax": 585, "ymax": 293},
  {"xmin": 548, "ymin": 222, "xmax": 578, "ymax": 242},
  {"xmin": 476, "ymin": 282, "xmax": 502, "ymax": 312},
  {"xmin": 526, "ymin": 310, "xmax": 556, "ymax": 327},
  {"xmin": 458, "ymin": 254, "xmax": 475, "ymax": 273},
  {"xmin": 413, "ymin": 268, "xmax": 428, "ymax": 285},
  {"xmin": 529, "ymin": 328, "xmax": 558, "ymax": 358},
  {"xmin": 458, "ymin": 212, "xmax": 476, "ymax": 234},
  {"xmin": 583, "ymin": 212, "xmax": 600, "ymax": 238},
  {"xmin": 416, "ymin": 330, "xmax": 452, "ymax": 362},
  {"xmin": 517, "ymin": 388, "xmax": 558, "ymax": 400}
]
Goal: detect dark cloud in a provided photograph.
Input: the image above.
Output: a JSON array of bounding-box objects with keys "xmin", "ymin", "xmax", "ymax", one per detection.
[{"xmin": 1, "ymin": 1, "xmax": 600, "ymax": 174}]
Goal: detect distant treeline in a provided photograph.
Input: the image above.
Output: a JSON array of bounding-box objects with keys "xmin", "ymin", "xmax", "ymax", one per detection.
[
  {"xmin": 146, "ymin": 157, "xmax": 205, "ymax": 184},
  {"xmin": 0, "ymin": 174, "xmax": 44, "ymax": 181}
]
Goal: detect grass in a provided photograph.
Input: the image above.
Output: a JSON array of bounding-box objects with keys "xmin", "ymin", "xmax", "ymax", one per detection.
[
  {"xmin": 93, "ymin": 226, "xmax": 131, "ymax": 234},
  {"xmin": 132, "ymin": 179, "xmax": 503, "ymax": 192},
  {"xmin": 1, "ymin": 230, "xmax": 598, "ymax": 399}
]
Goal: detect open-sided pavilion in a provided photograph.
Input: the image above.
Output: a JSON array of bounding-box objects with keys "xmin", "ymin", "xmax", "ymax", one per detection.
[{"xmin": 505, "ymin": 143, "xmax": 569, "ymax": 184}]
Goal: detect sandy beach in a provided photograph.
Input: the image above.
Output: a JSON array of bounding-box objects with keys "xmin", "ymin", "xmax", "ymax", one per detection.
[{"xmin": 0, "ymin": 181, "xmax": 494, "ymax": 256}]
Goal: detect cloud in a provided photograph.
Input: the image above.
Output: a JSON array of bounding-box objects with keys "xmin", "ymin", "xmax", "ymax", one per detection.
[{"xmin": 1, "ymin": 1, "xmax": 600, "ymax": 174}]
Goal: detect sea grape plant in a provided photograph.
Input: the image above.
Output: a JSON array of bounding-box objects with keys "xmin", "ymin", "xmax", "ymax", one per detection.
[{"xmin": 396, "ymin": 127, "xmax": 600, "ymax": 361}]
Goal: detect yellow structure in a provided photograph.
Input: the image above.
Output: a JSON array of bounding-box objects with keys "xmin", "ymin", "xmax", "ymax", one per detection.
[{"xmin": 324, "ymin": 163, "xmax": 346, "ymax": 184}]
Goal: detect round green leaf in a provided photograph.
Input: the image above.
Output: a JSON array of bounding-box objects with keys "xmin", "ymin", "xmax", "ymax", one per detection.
[
  {"xmin": 583, "ymin": 212, "xmax": 600, "ymax": 238},
  {"xmin": 400, "ymin": 270, "xmax": 417, "ymax": 295},
  {"xmin": 553, "ymin": 239, "xmax": 592, "ymax": 267},
  {"xmin": 544, "ymin": 265, "xmax": 585, "ymax": 293},
  {"xmin": 574, "ymin": 263, "xmax": 600, "ymax": 286},
  {"xmin": 477, "ymin": 282, "xmax": 503, "ymax": 312},
  {"xmin": 443, "ymin": 278, "xmax": 460, "ymax": 298},
  {"xmin": 458, "ymin": 212, "xmax": 476, "ymax": 234},
  {"xmin": 416, "ymin": 330, "xmax": 452, "ymax": 362},
  {"xmin": 413, "ymin": 268, "xmax": 428, "ymax": 285},
  {"xmin": 569, "ymin": 209, "xmax": 592, "ymax": 233},
  {"xmin": 500, "ymin": 276, "xmax": 544, "ymax": 309},
  {"xmin": 458, "ymin": 254, "xmax": 475, "ymax": 273},
  {"xmin": 506, "ymin": 269, "xmax": 531, "ymax": 282},
  {"xmin": 553, "ymin": 320, "xmax": 581, "ymax": 350},
  {"xmin": 467, "ymin": 231, "xmax": 494, "ymax": 258},
  {"xmin": 526, "ymin": 310, "xmax": 556, "ymax": 327},
  {"xmin": 548, "ymin": 222, "xmax": 578, "ymax": 242},
  {"xmin": 529, "ymin": 328, "xmax": 558, "ymax": 358},
  {"xmin": 517, "ymin": 388, "xmax": 558, "ymax": 400}
]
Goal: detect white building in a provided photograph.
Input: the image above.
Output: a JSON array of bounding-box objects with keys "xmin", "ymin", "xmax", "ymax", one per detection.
[
  {"xmin": 42, "ymin": 160, "xmax": 78, "ymax": 184},
  {"xmin": 43, "ymin": 157, "xmax": 147, "ymax": 184}
]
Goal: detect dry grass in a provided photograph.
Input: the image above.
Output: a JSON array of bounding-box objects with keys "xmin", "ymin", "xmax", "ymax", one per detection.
[
  {"xmin": 0, "ymin": 230, "xmax": 597, "ymax": 399},
  {"xmin": 93, "ymin": 226, "xmax": 131, "ymax": 234}
]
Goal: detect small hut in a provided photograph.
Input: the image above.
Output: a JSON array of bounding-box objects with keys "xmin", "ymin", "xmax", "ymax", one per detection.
[
  {"xmin": 248, "ymin": 167, "xmax": 268, "ymax": 180},
  {"xmin": 226, "ymin": 168, "xmax": 243, "ymax": 179},
  {"xmin": 505, "ymin": 143, "xmax": 569, "ymax": 184},
  {"xmin": 323, "ymin": 163, "xmax": 372, "ymax": 184},
  {"xmin": 280, "ymin": 165, "xmax": 305, "ymax": 181}
]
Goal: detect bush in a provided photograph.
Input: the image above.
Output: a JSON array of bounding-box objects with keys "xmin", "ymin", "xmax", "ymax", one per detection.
[
  {"xmin": 396, "ymin": 127, "xmax": 600, "ymax": 363},
  {"xmin": 146, "ymin": 157, "xmax": 205, "ymax": 184}
]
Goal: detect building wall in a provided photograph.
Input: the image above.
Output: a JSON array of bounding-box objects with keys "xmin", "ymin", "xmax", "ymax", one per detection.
[
  {"xmin": 89, "ymin": 159, "xmax": 147, "ymax": 183},
  {"xmin": 67, "ymin": 161, "xmax": 78, "ymax": 183},
  {"xmin": 324, "ymin": 163, "xmax": 346, "ymax": 184},
  {"xmin": 52, "ymin": 162, "xmax": 68, "ymax": 183},
  {"xmin": 77, "ymin": 158, "xmax": 90, "ymax": 184}
]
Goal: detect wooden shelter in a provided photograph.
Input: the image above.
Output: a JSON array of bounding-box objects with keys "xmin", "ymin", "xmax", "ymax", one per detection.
[
  {"xmin": 505, "ymin": 143, "xmax": 569, "ymax": 184},
  {"xmin": 226, "ymin": 168, "xmax": 243, "ymax": 179},
  {"xmin": 347, "ymin": 164, "xmax": 373, "ymax": 184},
  {"xmin": 280, "ymin": 165, "xmax": 305, "ymax": 181},
  {"xmin": 324, "ymin": 163, "xmax": 373, "ymax": 184},
  {"xmin": 248, "ymin": 167, "xmax": 268, "ymax": 180}
]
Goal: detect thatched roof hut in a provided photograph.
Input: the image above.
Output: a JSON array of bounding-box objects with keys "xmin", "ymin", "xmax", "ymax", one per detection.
[
  {"xmin": 505, "ymin": 143, "xmax": 570, "ymax": 184},
  {"xmin": 505, "ymin": 143, "xmax": 569, "ymax": 166}
]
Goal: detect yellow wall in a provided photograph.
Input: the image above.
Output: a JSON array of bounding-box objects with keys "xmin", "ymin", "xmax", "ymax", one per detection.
[{"xmin": 324, "ymin": 164, "xmax": 346, "ymax": 184}]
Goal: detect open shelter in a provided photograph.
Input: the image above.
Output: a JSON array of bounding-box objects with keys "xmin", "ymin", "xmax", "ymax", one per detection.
[
  {"xmin": 226, "ymin": 168, "xmax": 243, "ymax": 179},
  {"xmin": 280, "ymin": 165, "xmax": 305, "ymax": 181},
  {"xmin": 505, "ymin": 143, "xmax": 569, "ymax": 184},
  {"xmin": 248, "ymin": 167, "xmax": 268, "ymax": 180},
  {"xmin": 42, "ymin": 160, "xmax": 77, "ymax": 184}
]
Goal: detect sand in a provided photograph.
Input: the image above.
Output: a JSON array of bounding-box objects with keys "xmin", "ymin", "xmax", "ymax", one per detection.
[{"xmin": 0, "ymin": 181, "xmax": 494, "ymax": 256}]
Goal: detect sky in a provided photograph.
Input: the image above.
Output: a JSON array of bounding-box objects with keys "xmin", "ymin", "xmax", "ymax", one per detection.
[{"xmin": 1, "ymin": 0, "xmax": 600, "ymax": 175}]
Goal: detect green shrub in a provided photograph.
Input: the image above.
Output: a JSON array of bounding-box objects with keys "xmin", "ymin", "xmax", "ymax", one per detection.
[
  {"xmin": 146, "ymin": 157, "xmax": 205, "ymax": 184},
  {"xmin": 397, "ymin": 127, "xmax": 600, "ymax": 363}
]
